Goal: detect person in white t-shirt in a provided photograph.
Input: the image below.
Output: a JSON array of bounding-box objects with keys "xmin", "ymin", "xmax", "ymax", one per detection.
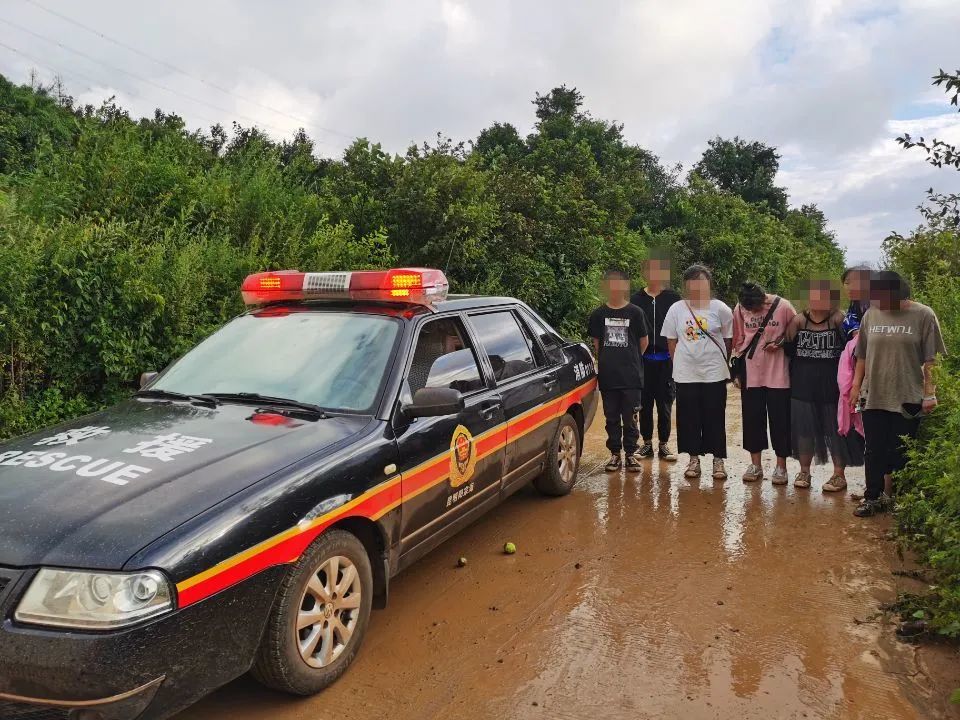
[{"xmin": 661, "ymin": 265, "xmax": 734, "ymax": 480}]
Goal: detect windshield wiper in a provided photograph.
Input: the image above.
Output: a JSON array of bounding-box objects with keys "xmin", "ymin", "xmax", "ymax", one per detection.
[
  {"xmin": 206, "ymin": 392, "xmax": 329, "ymax": 418},
  {"xmin": 135, "ymin": 388, "xmax": 221, "ymax": 408}
]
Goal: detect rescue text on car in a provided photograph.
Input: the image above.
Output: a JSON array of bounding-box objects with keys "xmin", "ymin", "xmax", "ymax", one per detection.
[{"xmin": 0, "ymin": 268, "xmax": 597, "ymax": 720}]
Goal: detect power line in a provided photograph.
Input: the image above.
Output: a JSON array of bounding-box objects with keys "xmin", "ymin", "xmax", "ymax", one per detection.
[
  {"xmin": 0, "ymin": 15, "xmax": 356, "ymax": 146},
  {"xmin": 0, "ymin": 40, "xmax": 249, "ymax": 133},
  {"xmin": 20, "ymin": 0, "xmax": 355, "ymax": 141}
]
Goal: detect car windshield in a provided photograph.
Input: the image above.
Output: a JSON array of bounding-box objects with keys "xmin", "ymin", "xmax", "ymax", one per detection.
[{"xmin": 151, "ymin": 310, "xmax": 401, "ymax": 413}]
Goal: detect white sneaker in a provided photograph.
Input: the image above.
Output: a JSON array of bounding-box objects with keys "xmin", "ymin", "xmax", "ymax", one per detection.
[
  {"xmin": 772, "ymin": 467, "xmax": 788, "ymax": 486},
  {"xmin": 684, "ymin": 456, "xmax": 701, "ymax": 478},
  {"xmin": 742, "ymin": 464, "xmax": 763, "ymax": 483}
]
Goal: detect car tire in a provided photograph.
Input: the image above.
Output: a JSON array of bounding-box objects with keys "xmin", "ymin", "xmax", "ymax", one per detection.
[
  {"xmin": 534, "ymin": 413, "xmax": 581, "ymax": 496},
  {"xmin": 251, "ymin": 528, "xmax": 373, "ymax": 695}
]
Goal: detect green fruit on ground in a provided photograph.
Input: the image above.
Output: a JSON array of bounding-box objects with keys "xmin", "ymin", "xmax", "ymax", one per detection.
[{"xmin": 503, "ymin": 542, "xmax": 516, "ymax": 555}]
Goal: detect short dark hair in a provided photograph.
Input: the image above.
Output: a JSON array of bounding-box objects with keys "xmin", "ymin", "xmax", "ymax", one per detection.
[
  {"xmin": 603, "ymin": 268, "xmax": 630, "ymax": 281},
  {"xmin": 841, "ymin": 264, "xmax": 871, "ymax": 283},
  {"xmin": 738, "ymin": 281, "xmax": 767, "ymax": 311},
  {"xmin": 871, "ymin": 270, "xmax": 911, "ymax": 302},
  {"xmin": 681, "ymin": 264, "xmax": 712, "ymax": 284}
]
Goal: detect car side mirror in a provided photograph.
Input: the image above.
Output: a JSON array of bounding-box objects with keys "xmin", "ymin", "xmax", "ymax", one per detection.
[
  {"xmin": 139, "ymin": 371, "xmax": 158, "ymax": 389},
  {"xmin": 405, "ymin": 387, "xmax": 464, "ymax": 418}
]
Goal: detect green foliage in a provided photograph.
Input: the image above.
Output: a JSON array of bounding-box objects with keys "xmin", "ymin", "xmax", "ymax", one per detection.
[
  {"xmin": 887, "ymin": 67, "xmax": 960, "ymax": 644},
  {"xmin": 692, "ymin": 136, "xmax": 790, "ymax": 219},
  {"xmin": 0, "ymin": 73, "xmax": 844, "ymax": 439}
]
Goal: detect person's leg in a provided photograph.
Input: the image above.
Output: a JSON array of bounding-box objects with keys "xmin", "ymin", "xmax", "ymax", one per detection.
[
  {"xmin": 622, "ymin": 387, "xmax": 642, "ymax": 457},
  {"xmin": 601, "ymin": 390, "xmax": 624, "ymax": 459},
  {"xmin": 886, "ymin": 414, "xmax": 921, "ymax": 494},
  {"xmin": 702, "ymin": 381, "xmax": 728, "ymax": 458},
  {"xmin": 741, "ymin": 386, "xmax": 766, "ymax": 480},
  {"xmin": 638, "ymin": 360, "xmax": 655, "ymax": 451},
  {"xmin": 768, "ymin": 388, "xmax": 791, "ymax": 482},
  {"xmin": 860, "ymin": 410, "xmax": 890, "ymax": 502},
  {"xmin": 791, "ymin": 398, "xmax": 815, "ymax": 487},
  {"xmin": 654, "ymin": 361, "xmax": 674, "ymax": 444},
  {"xmin": 675, "ymin": 382, "xmax": 702, "ymax": 477}
]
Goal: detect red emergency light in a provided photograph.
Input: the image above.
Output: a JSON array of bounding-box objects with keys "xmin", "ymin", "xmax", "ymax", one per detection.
[{"xmin": 241, "ymin": 268, "xmax": 449, "ymax": 307}]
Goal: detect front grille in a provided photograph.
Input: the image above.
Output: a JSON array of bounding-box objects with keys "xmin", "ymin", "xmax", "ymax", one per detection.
[{"xmin": 0, "ymin": 700, "xmax": 71, "ymax": 720}]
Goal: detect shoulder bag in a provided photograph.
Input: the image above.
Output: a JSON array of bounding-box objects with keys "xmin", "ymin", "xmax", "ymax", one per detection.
[{"xmin": 729, "ymin": 296, "xmax": 781, "ymax": 385}]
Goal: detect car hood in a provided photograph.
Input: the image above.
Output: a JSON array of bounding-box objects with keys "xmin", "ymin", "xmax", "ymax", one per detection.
[{"xmin": 0, "ymin": 399, "xmax": 371, "ymax": 569}]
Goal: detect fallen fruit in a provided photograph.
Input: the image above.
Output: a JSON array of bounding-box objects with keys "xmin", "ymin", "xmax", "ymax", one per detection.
[
  {"xmin": 457, "ymin": 557, "xmax": 468, "ymax": 567},
  {"xmin": 503, "ymin": 541, "xmax": 517, "ymax": 555}
]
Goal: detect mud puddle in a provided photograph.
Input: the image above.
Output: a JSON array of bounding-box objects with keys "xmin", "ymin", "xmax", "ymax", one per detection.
[{"xmin": 177, "ymin": 397, "xmax": 959, "ymax": 720}]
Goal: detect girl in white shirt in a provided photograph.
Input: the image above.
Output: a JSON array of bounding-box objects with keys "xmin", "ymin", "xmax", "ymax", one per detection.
[{"xmin": 661, "ymin": 265, "xmax": 734, "ymax": 480}]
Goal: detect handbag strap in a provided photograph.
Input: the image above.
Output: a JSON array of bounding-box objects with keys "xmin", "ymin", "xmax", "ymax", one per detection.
[
  {"xmin": 744, "ymin": 296, "xmax": 781, "ymax": 360},
  {"xmin": 685, "ymin": 302, "xmax": 728, "ymax": 362}
]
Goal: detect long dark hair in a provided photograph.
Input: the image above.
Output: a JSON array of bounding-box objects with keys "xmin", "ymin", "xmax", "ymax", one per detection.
[{"xmin": 738, "ymin": 282, "xmax": 766, "ymax": 312}]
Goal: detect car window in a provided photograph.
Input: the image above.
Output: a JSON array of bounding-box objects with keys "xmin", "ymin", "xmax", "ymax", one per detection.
[
  {"xmin": 409, "ymin": 317, "xmax": 484, "ymax": 395},
  {"xmin": 520, "ymin": 308, "xmax": 566, "ymax": 365},
  {"xmin": 514, "ymin": 311, "xmax": 548, "ymax": 366},
  {"xmin": 152, "ymin": 311, "xmax": 400, "ymax": 412},
  {"xmin": 469, "ymin": 311, "xmax": 536, "ymax": 382}
]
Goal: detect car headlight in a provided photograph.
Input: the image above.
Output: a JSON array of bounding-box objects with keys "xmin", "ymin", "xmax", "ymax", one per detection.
[{"xmin": 15, "ymin": 568, "xmax": 174, "ymax": 629}]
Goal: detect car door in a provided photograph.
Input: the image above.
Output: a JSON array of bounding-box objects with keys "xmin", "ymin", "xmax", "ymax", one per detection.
[
  {"xmin": 466, "ymin": 308, "xmax": 560, "ymax": 496},
  {"xmin": 394, "ymin": 314, "xmax": 506, "ymax": 564}
]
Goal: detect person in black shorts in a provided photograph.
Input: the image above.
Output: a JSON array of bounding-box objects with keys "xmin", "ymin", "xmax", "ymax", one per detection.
[
  {"xmin": 588, "ymin": 269, "xmax": 650, "ymax": 472},
  {"xmin": 630, "ymin": 252, "xmax": 681, "ymax": 461}
]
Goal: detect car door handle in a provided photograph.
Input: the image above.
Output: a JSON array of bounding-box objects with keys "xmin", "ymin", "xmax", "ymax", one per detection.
[
  {"xmin": 479, "ymin": 400, "xmax": 501, "ymax": 420},
  {"xmin": 543, "ymin": 373, "xmax": 559, "ymax": 390}
]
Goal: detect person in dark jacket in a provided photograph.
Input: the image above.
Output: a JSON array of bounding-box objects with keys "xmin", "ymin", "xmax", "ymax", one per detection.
[{"xmin": 630, "ymin": 253, "xmax": 681, "ymax": 461}]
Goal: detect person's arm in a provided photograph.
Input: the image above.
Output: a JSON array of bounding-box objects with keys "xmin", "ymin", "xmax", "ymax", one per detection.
[
  {"xmin": 922, "ymin": 360, "xmax": 938, "ymax": 414},
  {"xmin": 763, "ymin": 299, "xmax": 793, "ymax": 352},
  {"xmin": 592, "ymin": 338, "xmax": 600, "ymax": 359},
  {"xmin": 668, "ymin": 339, "xmax": 678, "ymax": 360},
  {"xmin": 638, "ymin": 308, "xmax": 650, "ymax": 356},
  {"xmin": 849, "ymin": 357, "xmax": 865, "ymax": 412}
]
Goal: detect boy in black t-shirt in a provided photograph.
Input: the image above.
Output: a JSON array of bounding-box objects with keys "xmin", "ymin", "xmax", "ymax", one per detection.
[{"xmin": 588, "ymin": 269, "xmax": 650, "ymax": 472}]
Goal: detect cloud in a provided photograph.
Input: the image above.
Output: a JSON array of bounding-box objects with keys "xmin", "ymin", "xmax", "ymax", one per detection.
[{"xmin": 2, "ymin": 0, "xmax": 959, "ymax": 261}]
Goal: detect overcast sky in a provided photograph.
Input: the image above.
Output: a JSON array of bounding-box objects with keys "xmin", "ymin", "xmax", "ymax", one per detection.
[{"xmin": 2, "ymin": 0, "xmax": 959, "ymax": 263}]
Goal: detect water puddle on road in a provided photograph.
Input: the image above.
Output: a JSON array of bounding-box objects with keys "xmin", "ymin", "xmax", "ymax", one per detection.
[{"xmin": 178, "ymin": 405, "xmax": 959, "ymax": 720}]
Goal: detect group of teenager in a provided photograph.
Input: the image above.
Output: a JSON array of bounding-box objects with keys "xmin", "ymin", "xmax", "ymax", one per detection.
[{"xmin": 587, "ymin": 257, "xmax": 947, "ymax": 519}]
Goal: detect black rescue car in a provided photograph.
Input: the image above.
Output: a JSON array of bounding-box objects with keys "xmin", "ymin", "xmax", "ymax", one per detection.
[{"xmin": 0, "ymin": 268, "xmax": 597, "ymax": 720}]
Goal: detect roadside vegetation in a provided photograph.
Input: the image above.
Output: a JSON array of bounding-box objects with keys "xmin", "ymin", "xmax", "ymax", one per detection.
[
  {"xmin": 0, "ymin": 74, "xmax": 843, "ymax": 439},
  {"xmin": 886, "ymin": 70, "xmax": 960, "ymax": 649}
]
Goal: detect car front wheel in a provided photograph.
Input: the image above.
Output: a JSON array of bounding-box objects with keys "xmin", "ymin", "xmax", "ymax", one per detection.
[
  {"xmin": 533, "ymin": 413, "xmax": 581, "ymax": 496},
  {"xmin": 251, "ymin": 528, "xmax": 373, "ymax": 695}
]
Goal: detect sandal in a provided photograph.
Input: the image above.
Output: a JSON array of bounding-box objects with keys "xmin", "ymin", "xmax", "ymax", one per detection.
[{"xmin": 793, "ymin": 471, "xmax": 811, "ymax": 489}]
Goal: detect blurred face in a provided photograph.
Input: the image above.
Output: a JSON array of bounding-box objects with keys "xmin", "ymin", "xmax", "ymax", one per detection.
[
  {"xmin": 844, "ymin": 270, "xmax": 869, "ymax": 301},
  {"xmin": 807, "ymin": 282, "xmax": 834, "ymax": 312},
  {"xmin": 684, "ymin": 275, "xmax": 712, "ymax": 304},
  {"xmin": 870, "ymin": 284, "xmax": 897, "ymax": 311},
  {"xmin": 645, "ymin": 259, "xmax": 671, "ymax": 286},
  {"xmin": 603, "ymin": 276, "xmax": 631, "ymax": 303}
]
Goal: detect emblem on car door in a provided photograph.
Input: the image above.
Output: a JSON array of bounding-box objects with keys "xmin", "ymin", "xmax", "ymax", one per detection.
[{"xmin": 449, "ymin": 424, "xmax": 477, "ymax": 488}]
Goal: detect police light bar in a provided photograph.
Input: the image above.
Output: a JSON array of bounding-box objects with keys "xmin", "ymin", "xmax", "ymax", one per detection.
[{"xmin": 241, "ymin": 268, "xmax": 449, "ymax": 306}]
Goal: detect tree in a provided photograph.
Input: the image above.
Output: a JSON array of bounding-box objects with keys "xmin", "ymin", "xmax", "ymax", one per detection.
[
  {"xmin": 896, "ymin": 69, "xmax": 960, "ymax": 229},
  {"xmin": 692, "ymin": 136, "xmax": 789, "ymax": 219},
  {"xmin": 533, "ymin": 86, "xmax": 585, "ymax": 123}
]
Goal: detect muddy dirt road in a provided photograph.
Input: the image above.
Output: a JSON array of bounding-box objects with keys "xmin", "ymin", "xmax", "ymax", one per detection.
[{"xmin": 177, "ymin": 399, "xmax": 959, "ymax": 720}]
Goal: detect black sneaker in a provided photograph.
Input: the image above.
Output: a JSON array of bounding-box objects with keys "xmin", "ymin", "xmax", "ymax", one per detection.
[
  {"xmin": 605, "ymin": 454, "xmax": 622, "ymax": 472},
  {"xmin": 625, "ymin": 455, "xmax": 643, "ymax": 472},
  {"xmin": 636, "ymin": 442, "xmax": 654, "ymax": 459},
  {"xmin": 658, "ymin": 444, "xmax": 678, "ymax": 462},
  {"xmin": 854, "ymin": 495, "xmax": 889, "ymax": 517}
]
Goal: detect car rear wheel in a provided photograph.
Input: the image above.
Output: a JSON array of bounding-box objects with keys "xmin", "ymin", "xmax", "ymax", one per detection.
[
  {"xmin": 251, "ymin": 529, "xmax": 373, "ymax": 695},
  {"xmin": 533, "ymin": 413, "xmax": 581, "ymax": 496}
]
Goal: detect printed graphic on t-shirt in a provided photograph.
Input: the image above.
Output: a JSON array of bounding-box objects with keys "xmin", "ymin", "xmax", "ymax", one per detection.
[
  {"xmin": 604, "ymin": 317, "xmax": 630, "ymax": 347},
  {"xmin": 683, "ymin": 314, "xmax": 708, "ymax": 342},
  {"xmin": 795, "ymin": 329, "xmax": 842, "ymax": 359}
]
